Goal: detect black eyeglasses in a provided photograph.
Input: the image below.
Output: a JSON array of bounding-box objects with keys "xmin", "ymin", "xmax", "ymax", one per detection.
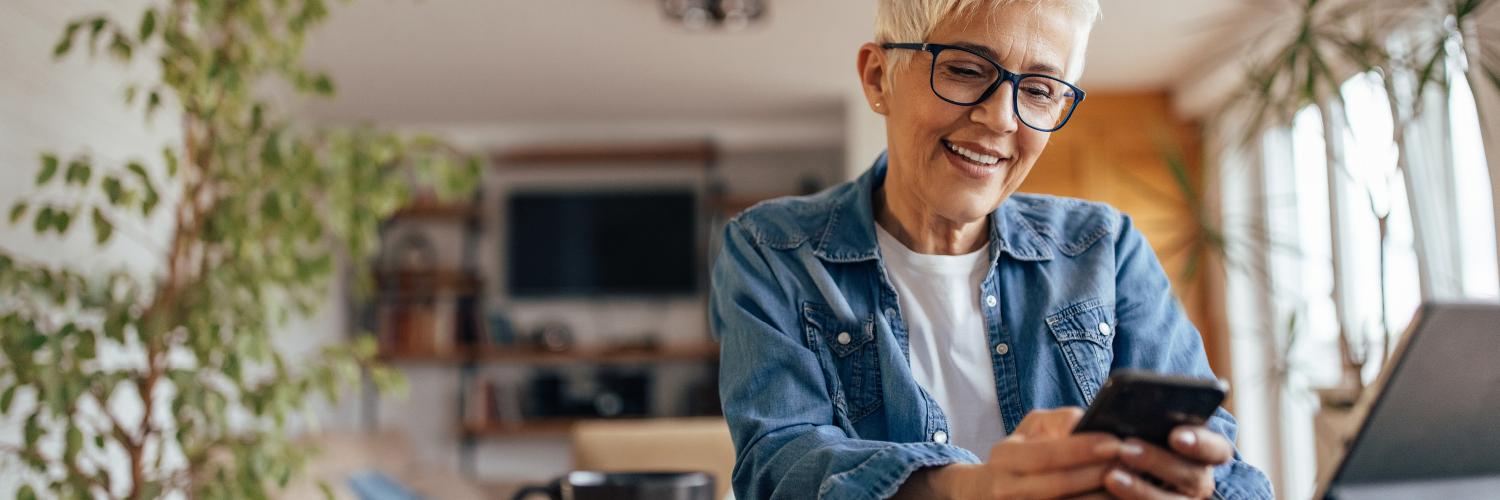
[{"xmin": 883, "ymin": 43, "xmax": 1086, "ymax": 132}]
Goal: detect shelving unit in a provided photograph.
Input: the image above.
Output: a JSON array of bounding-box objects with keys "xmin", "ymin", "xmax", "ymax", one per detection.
[
  {"xmin": 444, "ymin": 341, "xmax": 720, "ymax": 474},
  {"xmin": 356, "ymin": 195, "xmax": 485, "ymax": 433},
  {"xmin": 347, "ymin": 141, "xmax": 804, "ymax": 479}
]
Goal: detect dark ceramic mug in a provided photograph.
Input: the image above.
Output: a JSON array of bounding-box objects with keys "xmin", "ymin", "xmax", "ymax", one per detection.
[{"xmin": 511, "ymin": 471, "xmax": 716, "ymax": 500}]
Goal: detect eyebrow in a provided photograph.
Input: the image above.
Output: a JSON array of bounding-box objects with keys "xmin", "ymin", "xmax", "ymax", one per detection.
[{"xmin": 951, "ymin": 42, "xmax": 1063, "ymax": 77}]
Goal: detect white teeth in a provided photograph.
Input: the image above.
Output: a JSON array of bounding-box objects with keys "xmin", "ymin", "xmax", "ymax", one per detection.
[{"xmin": 945, "ymin": 141, "xmax": 1001, "ymax": 165}]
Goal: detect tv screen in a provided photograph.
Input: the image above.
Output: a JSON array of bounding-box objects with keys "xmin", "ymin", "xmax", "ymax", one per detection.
[{"xmin": 507, "ymin": 189, "xmax": 698, "ymax": 297}]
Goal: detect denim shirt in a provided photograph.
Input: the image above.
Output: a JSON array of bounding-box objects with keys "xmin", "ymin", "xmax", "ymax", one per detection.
[{"xmin": 710, "ymin": 155, "xmax": 1272, "ymax": 500}]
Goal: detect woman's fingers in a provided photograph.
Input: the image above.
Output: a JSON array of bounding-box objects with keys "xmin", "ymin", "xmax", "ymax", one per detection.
[
  {"xmin": 1010, "ymin": 463, "xmax": 1113, "ymax": 499},
  {"xmin": 992, "ymin": 433, "xmax": 1121, "ymax": 473},
  {"xmin": 1118, "ymin": 438, "xmax": 1215, "ymax": 497},
  {"xmin": 1169, "ymin": 426, "xmax": 1234, "ymax": 465},
  {"xmin": 1013, "ymin": 407, "xmax": 1086, "ymax": 439},
  {"xmin": 1104, "ymin": 468, "xmax": 1193, "ymax": 500}
]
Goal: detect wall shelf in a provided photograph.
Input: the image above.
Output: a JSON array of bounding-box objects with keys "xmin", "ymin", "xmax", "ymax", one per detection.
[{"xmin": 389, "ymin": 202, "xmax": 481, "ymax": 222}]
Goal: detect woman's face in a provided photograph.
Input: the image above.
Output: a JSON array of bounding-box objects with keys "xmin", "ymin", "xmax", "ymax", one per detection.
[{"xmin": 866, "ymin": 3, "xmax": 1090, "ymax": 224}]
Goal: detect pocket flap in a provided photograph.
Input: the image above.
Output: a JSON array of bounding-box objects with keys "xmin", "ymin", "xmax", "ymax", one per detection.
[
  {"xmin": 1046, "ymin": 297, "xmax": 1116, "ymax": 346},
  {"xmin": 802, "ymin": 302, "xmax": 875, "ymax": 357}
]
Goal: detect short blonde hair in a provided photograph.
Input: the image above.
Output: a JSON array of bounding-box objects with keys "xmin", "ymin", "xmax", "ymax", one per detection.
[{"xmin": 875, "ymin": 0, "xmax": 1101, "ymax": 68}]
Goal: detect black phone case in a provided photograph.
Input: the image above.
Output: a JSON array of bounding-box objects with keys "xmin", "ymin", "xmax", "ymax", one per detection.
[{"xmin": 1073, "ymin": 370, "xmax": 1228, "ymax": 448}]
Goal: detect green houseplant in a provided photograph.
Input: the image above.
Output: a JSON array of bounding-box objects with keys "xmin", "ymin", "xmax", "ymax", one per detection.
[
  {"xmin": 1237, "ymin": 0, "xmax": 1500, "ymax": 393},
  {"xmin": 0, "ymin": 1, "xmax": 478, "ymax": 498},
  {"xmin": 1226, "ymin": 0, "xmax": 1500, "ymax": 485}
]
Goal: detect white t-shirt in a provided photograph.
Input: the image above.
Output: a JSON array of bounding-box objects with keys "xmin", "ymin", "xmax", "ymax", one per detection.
[{"xmin": 875, "ymin": 224, "xmax": 1006, "ymax": 457}]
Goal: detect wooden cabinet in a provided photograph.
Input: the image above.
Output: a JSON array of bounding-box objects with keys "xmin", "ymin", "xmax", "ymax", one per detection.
[{"xmin": 1022, "ymin": 91, "xmax": 1230, "ymax": 378}]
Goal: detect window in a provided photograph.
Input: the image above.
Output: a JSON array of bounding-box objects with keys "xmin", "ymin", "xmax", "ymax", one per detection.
[
  {"xmin": 1245, "ymin": 66, "xmax": 1494, "ymax": 497},
  {"xmin": 1335, "ymin": 73, "xmax": 1422, "ymax": 373},
  {"xmin": 1448, "ymin": 56, "xmax": 1499, "ymax": 299}
]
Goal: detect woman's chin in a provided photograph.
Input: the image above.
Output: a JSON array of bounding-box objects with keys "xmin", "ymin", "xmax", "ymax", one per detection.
[{"xmin": 927, "ymin": 194, "xmax": 1002, "ymax": 224}]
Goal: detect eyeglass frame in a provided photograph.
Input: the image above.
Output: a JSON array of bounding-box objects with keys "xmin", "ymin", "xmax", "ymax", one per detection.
[{"xmin": 881, "ymin": 42, "xmax": 1086, "ymax": 132}]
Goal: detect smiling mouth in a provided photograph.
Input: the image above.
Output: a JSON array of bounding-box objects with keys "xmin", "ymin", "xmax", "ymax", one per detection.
[{"xmin": 942, "ymin": 140, "xmax": 1007, "ymax": 166}]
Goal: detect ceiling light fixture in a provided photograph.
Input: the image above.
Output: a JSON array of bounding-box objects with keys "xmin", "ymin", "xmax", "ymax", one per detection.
[{"xmin": 662, "ymin": 0, "xmax": 766, "ymax": 31}]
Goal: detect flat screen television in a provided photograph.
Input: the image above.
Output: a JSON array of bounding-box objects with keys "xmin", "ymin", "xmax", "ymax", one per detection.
[{"xmin": 506, "ymin": 189, "xmax": 698, "ymax": 297}]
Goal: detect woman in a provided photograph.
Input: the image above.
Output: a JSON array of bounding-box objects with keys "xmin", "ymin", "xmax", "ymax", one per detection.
[{"xmin": 710, "ymin": 0, "xmax": 1272, "ymax": 499}]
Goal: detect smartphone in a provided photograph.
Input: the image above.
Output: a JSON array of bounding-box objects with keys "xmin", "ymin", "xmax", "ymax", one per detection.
[{"xmin": 1072, "ymin": 370, "xmax": 1228, "ymax": 448}]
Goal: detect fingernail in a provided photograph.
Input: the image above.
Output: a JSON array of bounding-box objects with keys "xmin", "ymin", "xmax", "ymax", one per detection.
[
  {"xmin": 1110, "ymin": 469, "xmax": 1133, "ymax": 487},
  {"xmin": 1174, "ymin": 429, "xmax": 1198, "ymax": 448},
  {"xmin": 1121, "ymin": 442, "xmax": 1143, "ymax": 458}
]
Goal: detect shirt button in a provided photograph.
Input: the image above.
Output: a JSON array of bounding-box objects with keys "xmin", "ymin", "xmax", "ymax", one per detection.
[
  {"xmin": 884, "ymin": 307, "xmax": 897, "ymax": 318},
  {"xmin": 985, "ymin": 295, "xmax": 998, "ymax": 308},
  {"xmin": 1098, "ymin": 322, "xmax": 1112, "ymax": 336},
  {"xmin": 933, "ymin": 430, "xmax": 949, "ymax": 444},
  {"xmin": 836, "ymin": 332, "xmax": 852, "ymax": 345},
  {"xmin": 994, "ymin": 343, "xmax": 1010, "ymax": 355}
]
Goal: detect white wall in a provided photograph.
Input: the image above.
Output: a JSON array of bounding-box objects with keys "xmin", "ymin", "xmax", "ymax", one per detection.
[{"xmin": 844, "ymin": 90, "xmax": 887, "ymax": 180}]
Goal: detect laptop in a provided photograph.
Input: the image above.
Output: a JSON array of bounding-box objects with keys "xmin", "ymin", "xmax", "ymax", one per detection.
[{"xmin": 1317, "ymin": 302, "xmax": 1500, "ymax": 499}]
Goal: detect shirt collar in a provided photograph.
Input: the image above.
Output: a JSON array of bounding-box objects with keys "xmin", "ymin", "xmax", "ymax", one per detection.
[{"xmin": 813, "ymin": 152, "xmax": 1054, "ymax": 263}]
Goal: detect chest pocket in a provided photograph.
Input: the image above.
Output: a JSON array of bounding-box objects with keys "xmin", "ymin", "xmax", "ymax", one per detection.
[
  {"xmin": 802, "ymin": 302, "xmax": 882, "ymax": 421},
  {"xmin": 1047, "ymin": 297, "xmax": 1117, "ymax": 404}
]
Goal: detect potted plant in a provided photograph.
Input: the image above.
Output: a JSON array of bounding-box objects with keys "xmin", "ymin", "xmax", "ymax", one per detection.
[{"xmin": 0, "ymin": 1, "xmax": 478, "ymax": 498}]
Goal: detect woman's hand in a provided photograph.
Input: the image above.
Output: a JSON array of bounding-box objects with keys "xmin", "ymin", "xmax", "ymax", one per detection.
[
  {"xmin": 901, "ymin": 407, "xmax": 1122, "ymax": 499},
  {"xmin": 1103, "ymin": 426, "xmax": 1233, "ymax": 499}
]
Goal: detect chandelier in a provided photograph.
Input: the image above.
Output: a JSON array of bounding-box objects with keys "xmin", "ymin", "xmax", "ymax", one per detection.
[{"xmin": 662, "ymin": 0, "xmax": 767, "ymax": 30}]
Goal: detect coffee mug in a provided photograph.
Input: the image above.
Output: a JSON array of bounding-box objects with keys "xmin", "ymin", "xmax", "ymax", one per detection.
[{"xmin": 511, "ymin": 471, "xmax": 716, "ymax": 500}]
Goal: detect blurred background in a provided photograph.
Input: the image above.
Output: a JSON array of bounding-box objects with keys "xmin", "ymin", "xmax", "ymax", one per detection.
[{"xmin": 3, "ymin": 1, "xmax": 1499, "ymax": 499}]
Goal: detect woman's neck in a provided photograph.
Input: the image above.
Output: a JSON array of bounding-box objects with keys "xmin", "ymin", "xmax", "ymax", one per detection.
[{"xmin": 874, "ymin": 184, "xmax": 988, "ymax": 256}]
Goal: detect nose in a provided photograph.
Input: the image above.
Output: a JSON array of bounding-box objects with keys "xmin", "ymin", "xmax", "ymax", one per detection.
[{"xmin": 969, "ymin": 80, "xmax": 1020, "ymax": 135}]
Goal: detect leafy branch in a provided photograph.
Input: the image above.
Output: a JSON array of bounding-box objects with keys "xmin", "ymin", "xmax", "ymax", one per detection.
[{"xmin": 0, "ymin": 1, "xmax": 477, "ymax": 498}]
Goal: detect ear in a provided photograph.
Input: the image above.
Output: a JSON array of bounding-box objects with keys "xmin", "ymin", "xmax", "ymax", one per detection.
[{"xmin": 857, "ymin": 42, "xmax": 891, "ymax": 116}]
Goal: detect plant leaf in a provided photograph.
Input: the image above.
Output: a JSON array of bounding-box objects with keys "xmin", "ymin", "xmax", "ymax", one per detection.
[
  {"xmin": 53, "ymin": 21, "xmax": 81, "ymax": 58},
  {"xmin": 9, "ymin": 203, "xmax": 28, "ymax": 224},
  {"xmin": 54, "ymin": 210, "xmax": 72, "ymax": 233},
  {"xmin": 142, "ymin": 186, "xmax": 160, "ymax": 216},
  {"xmin": 103, "ymin": 176, "xmax": 126, "ymax": 205},
  {"xmin": 23, "ymin": 413, "xmax": 42, "ymax": 447},
  {"xmin": 92, "ymin": 207, "xmax": 114, "ymax": 244},
  {"xmin": 109, "ymin": 33, "xmax": 133, "ymax": 62},
  {"xmin": 65, "ymin": 157, "xmax": 92, "ymax": 185},
  {"xmin": 146, "ymin": 91, "xmax": 161, "ymax": 118},
  {"xmin": 104, "ymin": 311, "xmax": 126, "ymax": 343},
  {"xmin": 86, "ymin": 17, "xmax": 108, "ymax": 56},
  {"xmin": 127, "ymin": 161, "xmax": 150, "ymax": 184},
  {"xmin": 34, "ymin": 207, "xmax": 53, "ymax": 234},
  {"xmin": 139, "ymin": 9, "xmax": 157, "ymax": 41},
  {"xmin": 0, "ymin": 385, "xmax": 15, "ymax": 413},
  {"xmin": 65, "ymin": 424, "xmax": 83, "ymax": 461},
  {"xmin": 163, "ymin": 147, "xmax": 179, "ymax": 177},
  {"xmin": 37, "ymin": 154, "xmax": 59, "ymax": 185},
  {"xmin": 312, "ymin": 73, "xmax": 335, "ymax": 96}
]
